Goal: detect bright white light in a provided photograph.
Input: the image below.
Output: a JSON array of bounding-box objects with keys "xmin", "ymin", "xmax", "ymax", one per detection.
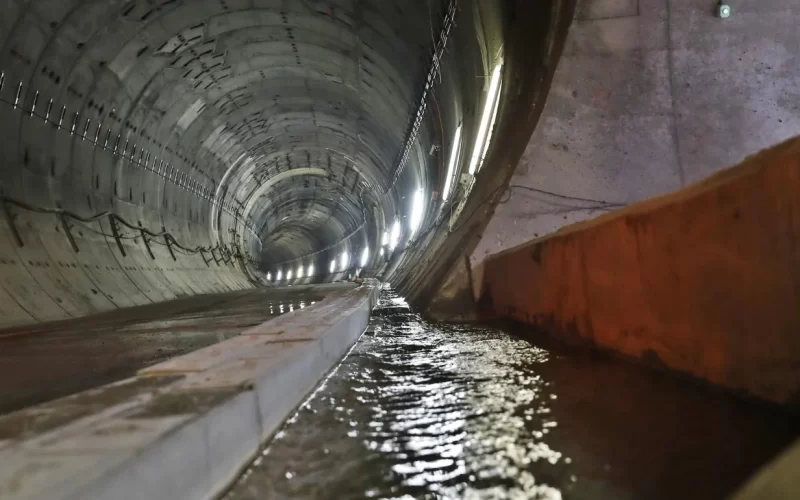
[
  {"xmin": 468, "ymin": 63, "xmax": 503, "ymax": 176},
  {"xmin": 307, "ymin": 264, "xmax": 314, "ymax": 276},
  {"xmin": 267, "ymin": 272, "xmax": 272, "ymax": 281},
  {"xmin": 287, "ymin": 270, "xmax": 293, "ymax": 280},
  {"xmin": 409, "ymin": 188, "xmax": 425, "ymax": 238},
  {"xmin": 276, "ymin": 270, "xmax": 283, "ymax": 281},
  {"xmin": 340, "ymin": 252, "xmax": 349, "ymax": 271},
  {"xmin": 360, "ymin": 247, "xmax": 369, "ymax": 267},
  {"xmin": 389, "ymin": 220, "xmax": 401, "ymax": 251},
  {"xmin": 480, "ymin": 82, "xmax": 503, "ymax": 171},
  {"xmin": 442, "ymin": 124, "xmax": 463, "ymax": 201},
  {"xmin": 380, "ymin": 247, "xmax": 385, "ymax": 257},
  {"xmin": 297, "ymin": 266, "xmax": 304, "ymax": 279},
  {"xmin": 381, "ymin": 231, "xmax": 389, "ymax": 246},
  {"xmin": 330, "ymin": 259, "xmax": 336, "ymax": 273}
]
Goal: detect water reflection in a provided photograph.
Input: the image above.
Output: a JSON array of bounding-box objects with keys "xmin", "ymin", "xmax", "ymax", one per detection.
[
  {"xmin": 228, "ymin": 294, "xmax": 572, "ymax": 499},
  {"xmin": 267, "ymin": 301, "xmax": 306, "ymax": 318},
  {"xmin": 227, "ymin": 292, "xmax": 797, "ymax": 500}
]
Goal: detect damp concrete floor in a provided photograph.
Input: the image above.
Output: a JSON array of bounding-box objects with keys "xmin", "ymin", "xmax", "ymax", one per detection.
[{"xmin": 0, "ymin": 283, "xmax": 354, "ymax": 415}]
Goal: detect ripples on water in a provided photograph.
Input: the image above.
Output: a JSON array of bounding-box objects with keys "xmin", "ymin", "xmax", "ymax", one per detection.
[{"xmin": 227, "ymin": 291, "xmax": 798, "ymax": 500}]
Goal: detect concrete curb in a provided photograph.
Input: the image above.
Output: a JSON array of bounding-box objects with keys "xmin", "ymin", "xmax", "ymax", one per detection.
[{"xmin": 0, "ymin": 280, "xmax": 381, "ymax": 500}]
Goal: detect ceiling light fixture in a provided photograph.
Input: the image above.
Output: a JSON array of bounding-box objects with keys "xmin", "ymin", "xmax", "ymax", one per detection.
[
  {"xmin": 409, "ymin": 188, "xmax": 425, "ymax": 238},
  {"xmin": 468, "ymin": 63, "xmax": 503, "ymax": 176},
  {"xmin": 442, "ymin": 124, "xmax": 463, "ymax": 201},
  {"xmin": 360, "ymin": 247, "xmax": 369, "ymax": 267},
  {"xmin": 389, "ymin": 220, "xmax": 401, "ymax": 251}
]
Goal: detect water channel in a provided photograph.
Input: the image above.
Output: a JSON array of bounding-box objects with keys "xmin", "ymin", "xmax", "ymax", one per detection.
[{"xmin": 227, "ymin": 290, "xmax": 798, "ymax": 500}]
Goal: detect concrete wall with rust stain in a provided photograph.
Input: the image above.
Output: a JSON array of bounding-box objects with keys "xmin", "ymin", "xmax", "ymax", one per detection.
[{"xmin": 475, "ymin": 137, "xmax": 800, "ymax": 406}]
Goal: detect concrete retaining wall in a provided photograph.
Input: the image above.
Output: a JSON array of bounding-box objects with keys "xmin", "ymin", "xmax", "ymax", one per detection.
[
  {"xmin": 476, "ymin": 138, "xmax": 800, "ymax": 406},
  {"xmin": 0, "ymin": 280, "xmax": 380, "ymax": 500},
  {"xmin": 472, "ymin": 0, "xmax": 800, "ymax": 267}
]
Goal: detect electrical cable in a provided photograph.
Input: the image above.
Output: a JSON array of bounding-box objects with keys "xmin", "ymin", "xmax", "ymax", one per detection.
[{"xmin": 0, "ymin": 194, "xmax": 233, "ymax": 256}]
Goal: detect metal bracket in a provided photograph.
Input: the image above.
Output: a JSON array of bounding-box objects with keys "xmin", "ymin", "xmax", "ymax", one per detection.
[
  {"xmin": 140, "ymin": 225, "xmax": 155, "ymax": 260},
  {"xmin": 235, "ymin": 248, "xmax": 248, "ymax": 271},
  {"xmin": 210, "ymin": 247, "xmax": 222, "ymax": 265},
  {"xmin": 162, "ymin": 226, "xmax": 177, "ymax": 261},
  {"xmin": 221, "ymin": 247, "xmax": 231, "ymax": 265},
  {"xmin": 108, "ymin": 215, "xmax": 126, "ymax": 257},
  {"xmin": 2, "ymin": 199, "xmax": 23, "ymax": 247},
  {"xmin": 199, "ymin": 248, "xmax": 211, "ymax": 267},
  {"xmin": 59, "ymin": 214, "xmax": 79, "ymax": 253}
]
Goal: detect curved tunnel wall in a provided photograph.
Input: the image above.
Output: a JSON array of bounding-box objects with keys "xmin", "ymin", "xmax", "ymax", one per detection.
[
  {"xmin": 0, "ymin": 2, "xmax": 257, "ymax": 328},
  {"xmin": 0, "ymin": 0, "xmax": 516, "ymax": 328},
  {"xmin": 471, "ymin": 0, "xmax": 800, "ymax": 266}
]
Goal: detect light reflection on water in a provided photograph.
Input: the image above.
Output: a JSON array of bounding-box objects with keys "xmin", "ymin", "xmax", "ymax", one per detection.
[
  {"xmin": 228, "ymin": 292, "xmax": 798, "ymax": 500},
  {"xmin": 269, "ymin": 302, "xmax": 305, "ymax": 317},
  {"xmin": 229, "ymin": 293, "xmax": 572, "ymax": 499}
]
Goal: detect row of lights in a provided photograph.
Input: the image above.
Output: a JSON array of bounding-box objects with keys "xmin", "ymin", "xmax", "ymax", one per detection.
[
  {"xmin": 267, "ymin": 245, "xmax": 373, "ymax": 282},
  {"xmin": 261, "ymin": 62, "xmax": 503, "ymax": 282},
  {"xmin": 376, "ymin": 62, "xmax": 503, "ymax": 257},
  {"xmin": 443, "ymin": 62, "xmax": 504, "ymax": 201}
]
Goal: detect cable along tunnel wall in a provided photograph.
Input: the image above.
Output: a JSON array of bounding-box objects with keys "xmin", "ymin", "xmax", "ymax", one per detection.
[
  {"xmin": 0, "ymin": 190, "xmax": 254, "ymax": 328},
  {"xmin": 0, "ymin": 102, "xmax": 257, "ymax": 328},
  {"xmin": 0, "ymin": 0, "xmax": 520, "ymax": 329}
]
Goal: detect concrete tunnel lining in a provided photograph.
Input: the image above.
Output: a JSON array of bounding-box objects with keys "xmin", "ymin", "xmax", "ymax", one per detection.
[
  {"xmin": 0, "ymin": 0, "xmax": 522, "ymax": 327},
  {"xmin": 2, "ymin": 1, "xmax": 800, "ymax": 496}
]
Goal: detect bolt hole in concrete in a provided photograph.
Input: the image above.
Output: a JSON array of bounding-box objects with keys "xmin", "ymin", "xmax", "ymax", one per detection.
[{"xmin": 227, "ymin": 290, "xmax": 797, "ymax": 500}]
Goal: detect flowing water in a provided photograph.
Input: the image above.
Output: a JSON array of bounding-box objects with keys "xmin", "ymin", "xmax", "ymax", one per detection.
[{"xmin": 227, "ymin": 291, "xmax": 798, "ymax": 500}]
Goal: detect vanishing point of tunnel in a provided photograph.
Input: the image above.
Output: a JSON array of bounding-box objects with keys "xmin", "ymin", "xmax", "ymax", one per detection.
[{"xmin": 0, "ymin": 0, "xmax": 513, "ymax": 316}]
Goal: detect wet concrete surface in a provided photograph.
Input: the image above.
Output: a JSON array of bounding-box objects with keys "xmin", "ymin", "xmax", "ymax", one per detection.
[
  {"xmin": 0, "ymin": 283, "xmax": 354, "ymax": 415},
  {"xmin": 227, "ymin": 291, "xmax": 798, "ymax": 500}
]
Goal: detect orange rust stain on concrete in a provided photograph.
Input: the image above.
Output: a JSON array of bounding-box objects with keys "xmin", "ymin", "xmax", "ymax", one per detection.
[{"xmin": 477, "ymin": 137, "xmax": 800, "ymax": 405}]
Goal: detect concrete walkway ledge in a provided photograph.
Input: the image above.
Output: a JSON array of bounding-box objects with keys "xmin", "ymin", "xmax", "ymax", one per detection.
[{"xmin": 0, "ymin": 280, "xmax": 381, "ymax": 500}]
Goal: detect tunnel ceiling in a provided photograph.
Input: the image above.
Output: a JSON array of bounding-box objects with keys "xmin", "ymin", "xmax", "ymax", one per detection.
[{"xmin": 1, "ymin": 0, "xmax": 512, "ymax": 288}]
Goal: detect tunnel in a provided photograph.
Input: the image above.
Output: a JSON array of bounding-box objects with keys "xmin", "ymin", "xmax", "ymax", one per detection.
[
  {"xmin": 1, "ymin": 1, "xmax": 800, "ymax": 499},
  {"xmin": 0, "ymin": 0, "xmax": 567, "ymax": 327}
]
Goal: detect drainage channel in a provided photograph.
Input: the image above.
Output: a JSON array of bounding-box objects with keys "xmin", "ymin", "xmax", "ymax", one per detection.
[{"xmin": 226, "ymin": 290, "xmax": 798, "ymax": 500}]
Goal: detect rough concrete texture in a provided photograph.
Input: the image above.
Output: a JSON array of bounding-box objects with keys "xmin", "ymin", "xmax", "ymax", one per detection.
[
  {"xmin": 0, "ymin": 206, "xmax": 256, "ymax": 328},
  {"xmin": 0, "ymin": 284, "xmax": 343, "ymax": 415},
  {"xmin": 475, "ymin": 137, "xmax": 800, "ymax": 406},
  {"xmin": 0, "ymin": 0, "xmax": 512, "ymax": 327},
  {"xmin": 472, "ymin": 0, "xmax": 800, "ymax": 267},
  {"xmin": 0, "ymin": 280, "xmax": 380, "ymax": 500}
]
